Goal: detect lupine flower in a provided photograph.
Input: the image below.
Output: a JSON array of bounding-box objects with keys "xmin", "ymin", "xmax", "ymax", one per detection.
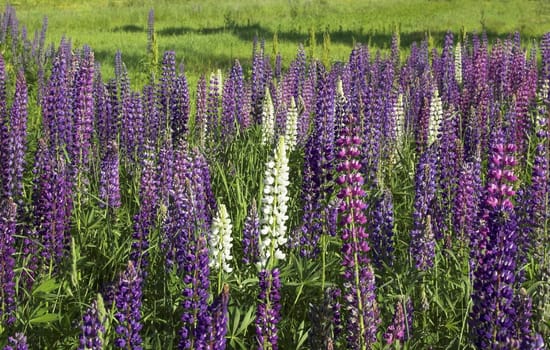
[
  {"xmin": 369, "ymin": 189, "xmax": 395, "ymax": 268},
  {"xmin": 308, "ymin": 287, "xmax": 343, "ymax": 350},
  {"xmin": 256, "ymin": 268, "xmax": 282, "ymax": 350},
  {"xmin": 114, "ymin": 261, "xmax": 143, "ymax": 349},
  {"xmin": 79, "ymin": 299, "xmax": 105, "ymax": 350},
  {"xmin": 470, "ymin": 132, "xmax": 531, "ymax": 348},
  {"xmin": 428, "ymin": 89, "xmax": 442, "ymax": 146},
  {"xmin": 242, "ymin": 199, "xmax": 260, "ymax": 265},
  {"xmin": 384, "ymin": 297, "xmax": 413, "ymax": 345},
  {"xmin": 208, "ymin": 284, "xmax": 230, "ymax": 350},
  {"xmin": 170, "ymin": 71, "xmax": 190, "ymax": 142},
  {"xmin": 98, "ymin": 140, "xmax": 121, "ymax": 208},
  {"xmin": 283, "ymin": 97, "xmax": 298, "ymax": 152},
  {"xmin": 209, "ymin": 203, "xmax": 233, "ymax": 274},
  {"xmin": 261, "ymin": 87, "xmax": 275, "ymax": 146},
  {"xmin": 336, "ymin": 113, "xmax": 379, "ymax": 349},
  {"xmin": 0, "ymin": 198, "xmax": 16, "ymax": 327},
  {"xmin": 259, "ymin": 136, "xmax": 290, "ymax": 269},
  {"xmin": 3, "ymin": 333, "xmax": 28, "ymax": 350},
  {"xmin": 409, "ymin": 147, "xmax": 437, "ymax": 271}
]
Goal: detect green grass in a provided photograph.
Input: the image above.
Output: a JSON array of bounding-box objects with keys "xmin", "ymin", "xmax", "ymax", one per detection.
[{"xmin": 5, "ymin": 0, "xmax": 550, "ymax": 87}]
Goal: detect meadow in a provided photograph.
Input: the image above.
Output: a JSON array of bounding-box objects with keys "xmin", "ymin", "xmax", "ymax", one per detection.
[{"xmin": 0, "ymin": 1, "xmax": 549, "ymax": 349}]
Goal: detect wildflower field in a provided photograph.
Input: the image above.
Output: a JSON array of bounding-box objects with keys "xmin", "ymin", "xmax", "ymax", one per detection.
[{"xmin": 0, "ymin": 2, "xmax": 549, "ymax": 349}]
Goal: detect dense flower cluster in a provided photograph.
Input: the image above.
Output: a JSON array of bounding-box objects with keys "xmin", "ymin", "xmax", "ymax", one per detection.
[
  {"xmin": 209, "ymin": 203, "xmax": 233, "ymax": 274},
  {"xmin": 114, "ymin": 261, "xmax": 143, "ymax": 349},
  {"xmin": 79, "ymin": 299, "xmax": 104, "ymax": 350}
]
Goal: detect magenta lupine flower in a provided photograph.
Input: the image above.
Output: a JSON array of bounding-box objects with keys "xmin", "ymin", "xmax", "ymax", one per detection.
[
  {"xmin": 208, "ymin": 284, "xmax": 230, "ymax": 350},
  {"xmin": 79, "ymin": 299, "xmax": 105, "ymax": 350},
  {"xmin": 0, "ymin": 199, "xmax": 16, "ymax": 327},
  {"xmin": 470, "ymin": 131, "xmax": 530, "ymax": 348},
  {"xmin": 114, "ymin": 261, "xmax": 143, "ymax": 349},
  {"xmin": 98, "ymin": 140, "xmax": 121, "ymax": 208},
  {"xmin": 256, "ymin": 268, "xmax": 282, "ymax": 350},
  {"xmin": 336, "ymin": 113, "xmax": 379, "ymax": 349}
]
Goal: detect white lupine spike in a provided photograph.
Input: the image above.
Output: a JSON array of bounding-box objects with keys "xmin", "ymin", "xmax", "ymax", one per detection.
[
  {"xmin": 454, "ymin": 42, "xmax": 462, "ymax": 85},
  {"xmin": 209, "ymin": 203, "xmax": 234, "ymax": 273},
  {"xmin": 539, "ymin": 79, "xmax": 549, "ymax": 103},
  {"xmin": 259, "ymin": 136, "xmax": 290, "ymax": 268},
  {"xmin": 428, "ymin": 89, "xmax": 442, "ymax": 146},
  {"xmin": 284, "ymin": 97, "xmax": 298, "ymax": 152},
  {"xmin": 261, "ymin": 87, "xmax": 275, "ymax": 146}
]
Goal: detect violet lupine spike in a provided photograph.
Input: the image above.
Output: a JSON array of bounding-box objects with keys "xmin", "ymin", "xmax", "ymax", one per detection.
[
  {"xmin": 142, "ymin": 83, "xmax": 159, "ymax": 144},
  {"xmin": 308, "ymin": 287, "xmax": 343, "ymax": 350},
  {"xmin": 3, "ymin": 333, "xmax": 28, "ymax": 350},
  {"xmin": 170, "ymin": 72, "xmax": 190, "ymax": 142},
  {"xmin": 221, "ymin": 69, "xmax": 237, "ymax": 140},
  {"xmin": 120, "ymin": 92, "xmax": 145, "ymax": 167},
  {"xmin": 33, "ymin": 139, "xmax": 74, "ymax": 265},
  {"xmin": 130, "ymin": 141, "xmax": 158, "ymax": 272},
  {"xmin": 1, "ymin": 70, "xmax": 27, "ymax": 203},
  {"xmin": 0, "ymin": 53, "xmax": 6, "ymax": 122},
  {"xmin": 114, "ymin": 261, "xmax": 143, "ymax": 350},
  {"xmin": 208, "ymin": 284, "xmax": 230, "ymax": 350},
  {"xmin": 453, "ymin": 159, "xmax": 481, "ymax": 244},
  {"xmin": 369, "ymin": 189, "xmax": 395, "ymax": 268},
  {"xmin": 409, "ymin": 146, "xmax": 437, "ymax": 271},
  {"xmin": 98, "ymin": 140, "xmax": 121, "ymax": 209},
  {"xmin": 336, "ymin": 113, "xmax": 379, "ymax": 349},
  {"xmin": 256, "ymin": 268, "xmax": 282, "ymax": 350},
  {"xmin": 0, "ymin": 199, "xmax": 17, "ymax": 327},
  {"xmin": 195, "ymin": 75, "xmax": 207, "ymax": 145},
  {"xmin": 542, "ymin": 33, "xmax": 550, "ymax": 83},
  {"xmin": 72, "ymin": 47, "xmax": 94, "ymax": 178},
  {"xmin": 383, "ymin": 297, "xmax": 413, "ymax": 346},
  {"xmin": 114, "ymin": 50, "xmax": 130, "ymax": 98},
  {"xmin": 242, "ymin": 199, "xmax": 260, "ymax": 265},
  {"xmin": 159, "ymin": 51, "xmax": 176, "ymax": 139},
  {"xmin": 470, "ymin": 132, "xmax": 525, "ymax": 348},
  {"xmin": 79, "ymin": 299, "xmax": 105, "ymax": 350},
  {"xmin": 206, "ymin": 71, "xmax": 221, "ymax": 143},
  {"xmin": 228, "ymin": 60, "xmax": 246, "ymax": 131}
]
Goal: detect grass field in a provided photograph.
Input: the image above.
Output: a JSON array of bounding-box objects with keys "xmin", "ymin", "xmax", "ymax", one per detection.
[{"xmin": 6, "ymin": 0, "xmax": 550, "ymax": 86}]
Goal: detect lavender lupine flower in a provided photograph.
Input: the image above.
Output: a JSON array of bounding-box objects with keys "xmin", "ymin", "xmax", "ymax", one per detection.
[
  {"xmin": 79, "ymin": 299, "xmax": 105, "ymax": 350},
  {"xmin": 98, "ymin": 140, "xmax": 121, "ymax": 208},
  {"xmin": 195, "ymin": 75, "xmax": 208, "ymax": 145},
  {"xmin": 336, "ymin": 113, "xmax": 379, "ymax": 349},
  {"xmin": 114, "ymin": 261, "xmax": 143, "ymax": 349},
  {"xmin": 409, "ymin": 146, "xmax": 437, "ymax": 271},
  {"xmin": 0, "ymin": 53, "xmax": 6, "ymax": 122},
  {"xmin": 383, "ymin": 297, "xmax": 413, "ymax": 345},
  {"xmin": 0, "ymin": 199, "xmax": 16, "ymax": 327},
  {"xmin": 3, "ymin": 333, "xmax": 28, "ymax": 350},
  {"xmin": 159, "ymin": 51, "xmax": 176, "ymax": 134},
  {"xmin": 369, "ymin": 189, "xmax": 394, "ymax": 268},
  {"xmin": 209, "ymin": 203, "xmax": 233, "ymax": 274},
  {"xmin": 120, "ymin": 92, "xmax": 145, "ymax": 167},
  {"xmin": 142, "ymin": 84, "xmax": 159, "ymax": 144},
  {"xmin": 256, "ymin": 268, "xmax": 282, "ymax": 350},
  {"xmin": 242, "ymin": 199, "xmax": 260, "ymax": 265},
  {"xmin": 259, "ymin": 136, "xmax": 290, "ymax": 269},
  {"xmin": 206, "ymin": 70, "xmax": 221, "ymax": 143},
  {"xmin": 453, "ymin": 159, "xmax": 481, "ymax": 243},
  {"xmin": 470, "ymin": 132, "xmax": 527, "ymax": 348},
  {"xmin": 221, "ymin": 67, "xmax": 237, "ymax": 140},
  {"xmin": 208, "ymin": 284, "xmax": 230, "ymax": 350},
  {"xmin": 130, "ymin": 141, "xmax": 158, "ymax": 271}
]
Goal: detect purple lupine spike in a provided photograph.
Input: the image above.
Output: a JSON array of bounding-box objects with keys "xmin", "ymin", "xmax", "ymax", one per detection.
[
  {"xmin": 114, "ymin": 50, "xmax": 130, "ymax": 98},
  {"xmin": 208, "ymin": 284, "xmax": 230, "ymax": 350},
  {"xmin": 221, "ymin": 69, "xmax": 237, "ymax": 140},
  {"xmin": 369, "ymin": 188, "xmax": 394, "ymax": 268},
  {"xmin": 93, "ymin": 68, "xmax": 110, "ymax": 153},
  {"xmin": 308, "ymin": 287, "xmax": 343, "ymax": 349},
  {"xmin": 511, "ymin": 288, "xmax": 539, "ymax": 349},
  {"xmin": 1, "ymin": 70, "xmax": 27, "ymax": 203},
  {"xmin": 98, "ymin": 140, "xmax": 121, "ymax": 209},
  {"xmin": 206, "ymin": 71, "xmax": 221, "ymax": 143},
  {"xmin": 409, "ymin": 146, "xmax": 437, "ymax": 271},
  {"xmin": 0, "ymin": 53, "xmax": 6, "ymax": 121},
  {"xmin": 143, "ymin": 84, "xmax": 159, "ymax": 144},
  {"xmin": 195, "ymin": 75, "xmax": 207, "ymax": 144},
  {"xmin": 274, "ymin": 53, "xmax": 282, "ymax": 81},
  {"xmin": 79, "ymin": 299, "xmax": 105, "ymax": 350},
  {"xmin": 130, "ymin": 141, "xmax": 158, "ymax": 271},
  {"xmin": 256, "ymin": 268, "xmax": 282, "ymax": 350},
  {"xmin": 33, "ymin": 138, "xmax": 74, "ymax": 265},
  {"xmin": 72, "ymin": 46, "xmax": 95, "ymax": 179},
  {"xmin": 336, "ymin": 113, "xmax": 379, "ymax": 349},
  {"xmin": 114, "ymin": 261, "xmax": 143, "ymax": 349},
  {"xmin": 159, "ymin": 51, "xmax": 176, "ymax": 139},
  {"xmin": 3, "ymin": 332, "xmax": 28, "ymax": 350},
  {"xmin": 0, "ymin": 199, "xmax": 17, "ymax": 327},
  {"xmin": 297, "ymin": 62, "xmax": 317, "ymax": 144},
  {"xmin": 470, "ymin": 131, "xmax": 523, "ymax": 348},
  {"xmin": 542, "ymin": 33, "xmax": 550, "ymax": 83},
  {"xmin": 453, "ymin": 159, "xmax": 481, "ymax": 244},
  {"xmin": 242, "ymin": 199, "xmax": 260, "ymax": 265},
  {"xmin": 120, "ymin": 92, "xmax": 145, "ymax": 167},
  {"xmin": 170, "ymin": 71, "xmax": 190, "ymax": 142},
  {"xmin": 384, "ymin": 297, "xmax": 413, "ymax": 345}
]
